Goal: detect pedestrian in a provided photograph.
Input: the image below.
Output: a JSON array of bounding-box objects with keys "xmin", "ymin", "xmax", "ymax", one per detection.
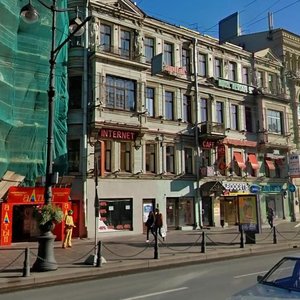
[
  {"xmin": 145, "ymin": 211, "xmax": 155, "ymax": 242},
  {"xmin": 62, "ymin": 210, "xmax": 76, "ymax": 248},
  {"xmin": 267, "ymin": 206, "xmax": 274, "ymax": 228},
  {"xmin": 154, "ymin": 208, "xmax": 165, "ymax": 241}
]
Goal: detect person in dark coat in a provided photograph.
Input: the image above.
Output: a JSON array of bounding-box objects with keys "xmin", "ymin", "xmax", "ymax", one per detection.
[
  {"xmin": 267, "ymin": 207, "xmax": 274, "ymax": 228},
  {"xmin": 154, "ymin": 208, "xmax": 164, "ymax": 241},
  {"xmin": 145, "ymin": 211, "xmax": 155, "ymax": 242}
]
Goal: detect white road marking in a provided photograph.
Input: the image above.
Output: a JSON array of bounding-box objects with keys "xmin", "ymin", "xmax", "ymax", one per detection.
[
  {"xmin": 120, "ymin": 287, "xmax": 188, "ymax": 300},
  {"xmin": 295, "ymin": 223, "xmax": 300, "ymax": 228},
  {"xmin": 234, "ymin": 271, "xmax": 268, "ymax": 279}
]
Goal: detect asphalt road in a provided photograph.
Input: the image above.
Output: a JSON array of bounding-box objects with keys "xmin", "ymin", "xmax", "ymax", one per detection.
[{"xmin": 1, "ymin": 249, "xmax": 300, "ymax": 300}]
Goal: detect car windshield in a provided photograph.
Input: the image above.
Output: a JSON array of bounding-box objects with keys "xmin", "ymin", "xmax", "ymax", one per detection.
[{"xmin": 261, "ymin": 257, "xmax": 300, "ymax": 292}]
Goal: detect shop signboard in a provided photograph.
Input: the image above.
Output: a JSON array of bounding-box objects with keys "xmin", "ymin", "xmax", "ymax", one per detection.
[
  {"xmin": 289, "ymin": 154, "xmax": 300, "ymax": 178},
  {"xmin": 237, "ymin": 194, "xmax": 260, "ymax": 233}
]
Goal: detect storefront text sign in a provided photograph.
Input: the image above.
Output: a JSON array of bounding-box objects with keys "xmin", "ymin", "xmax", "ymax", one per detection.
[
  {"xmin": 100, "ymin": 129, "xmax": 136, "ymax": 141},
  {"xmin": 260, "ymin": 184, "xmax": 282, "ymax": 193},
  {"xmin": 222, "ymin": 182, "xmax": 249, "ymax": 192},
  {"xmin": 218, "ymin": 78, "xmax": 255, "ymax": 94},
  {"xmin": 289, "ymin": 154, "xmax": 300, "ymax": 178}
]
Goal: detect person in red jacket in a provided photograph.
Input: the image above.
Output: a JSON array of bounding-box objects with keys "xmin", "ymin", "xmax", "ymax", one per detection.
[{"xmin": 154, "ymin": 208, "xmax": 165, "ymax": 241}]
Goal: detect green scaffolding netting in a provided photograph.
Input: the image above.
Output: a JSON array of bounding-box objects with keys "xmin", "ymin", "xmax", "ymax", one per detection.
[{"xmin": 0, "ymin": 0, "xmax": 69, "ymax": 185}]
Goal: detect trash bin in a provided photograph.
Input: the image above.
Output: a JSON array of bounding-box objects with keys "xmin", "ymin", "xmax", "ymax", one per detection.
[{"xmin": 245, "ymin": 232, "xmax": 256, "ymax": 244}]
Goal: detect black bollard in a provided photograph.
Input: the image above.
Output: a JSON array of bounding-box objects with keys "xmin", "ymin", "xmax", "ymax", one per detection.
[
  {"xmin": 240, "ymin": 229, "xmax": 244, "ymax": 248},
  {"xmin": 154, "ymin": 233, "xmax": 159, "ymax": 259},
  {"xmin": 22, "ymin": 247, "xmax": 30, "ymax": 277},
  {"xmin": 273, "ymin": 226, "xmax": 277, "ymax": 244},
  {"xmin": 96, "ymin": 241, "xmax": 102, "ymax": 267},
  {"xmin": 201, "ymin": 231, "xmax": 206, "ymax": 253}
]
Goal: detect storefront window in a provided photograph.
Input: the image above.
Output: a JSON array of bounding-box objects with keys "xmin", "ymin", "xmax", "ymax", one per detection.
[{"xmin": 99, "ymin": 199, "xmax": 133, "ymax": 231}]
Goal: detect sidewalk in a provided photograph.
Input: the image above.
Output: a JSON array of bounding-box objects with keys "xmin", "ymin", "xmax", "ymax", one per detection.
[{"xmin": 1, "ymin": 221, "xmax": 300, "ymax": 293}]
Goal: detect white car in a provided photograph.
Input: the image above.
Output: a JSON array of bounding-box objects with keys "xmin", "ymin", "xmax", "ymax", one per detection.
[{"xmin": 230, "ymin": 256, "xmax": 300, "ymax": 299}]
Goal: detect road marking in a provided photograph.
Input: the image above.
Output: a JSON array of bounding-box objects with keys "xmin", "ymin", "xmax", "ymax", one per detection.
[
  {"xmin": 234, "ymin": 271, "xmax": 268, "ymax": 279},
  {"xmin": 121, "ymin": 287, "xmax": 188, "ymax": 300},
  {"xmin": 295, "ymin": 223, "xmax": 300, "ymax": 228}
]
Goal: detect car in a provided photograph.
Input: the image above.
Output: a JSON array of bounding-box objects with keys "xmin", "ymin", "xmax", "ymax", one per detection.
[{"xmin": 230, "ymin": 256, "xmax": 300, "ymax": 299}]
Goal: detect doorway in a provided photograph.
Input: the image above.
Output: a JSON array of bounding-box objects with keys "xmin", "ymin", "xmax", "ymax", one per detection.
[
  {"xmin": 12, "ymin": 205, "xmax": 39, "ymax": 242},
  {"xmin": 142, "ymin": 199, "xmax": 155, "ymax": 233}
]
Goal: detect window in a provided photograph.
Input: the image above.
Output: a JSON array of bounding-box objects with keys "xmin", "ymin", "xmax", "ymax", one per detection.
[
  {"xmin": 120, "ymin": 142, "xmax": 131, "ymax": 172},
  {"xmin": 166, "ymin": 145, "xmax": 175, "ymax": 173},
  {"xmin": 257, "ymin": 71, "xmax": 263, "ymax": 87},
  {"xmin": 245, "ymin": 107, "xmax": 253, "ymax": 132},
  {"xmin": 146, "ymin": 87, "xmax": 155, "ymax": 117},
  {"xmin": 146, "ymin": 144, "xmax": 156, "ymax": 173},
  {"xmin": 68, "ymin": 76, "xmax": 82, "ymax": 109},
  {"xmin": 99, "ymin": 199, "xmax": 133, "ymax": 231},
  {"xmin": 164, "ymin": 42, "xmax": 173, "ymax": 66},
  {"xmin": 267, "ymin": 110, "xmax": 283, "ymax": 134},
  {"xmin": 100, "ymin": 24, "xmax": 111, "ymax": 51},
  {"xmin": 165, "ymin": 91, "xmax": 174, "ymax": 120},
  {"xmin": 105, "ymin": 75, "xmax": 136, "ymax": 111},
  {"xmin": 228, "ymin": 62, "xmax": 236, "ymax": 81},
  {"xmin": 182, "ymin": 48, "xmax": 190, "ymax": 73},
  {"xmin": 120, "ymin": 29, "xmax": 130, "ymax": 58},
  {"xmin": 184, "ymin": 148, "xmax": 193, "ymax": 174},
  {"xmin": 199, "ymin": 53, "xmax": 207, "ymax": 77},
  {"xmin": 242, "ymin": 67, "xmax": 249, "ymax": 84},
  {"xmin": 68, "ymin": 140, "xmax": 80, "ymax": 172},
  {"xmin": 201, "ymin": 98, "xmax": 208, "ymax": 122},
  {"xmin": 214, "ymin": 58, "xmax": 222, "ymax": 78},
  {"xmin": 144, "ymin": 37, "xmax": 154, "ymax": 63},
  {"xmin": 183, "ymin": 95, "xmax": 192, "ymax": 123},
  {"xmin": 216, "ymin": 101, "xmax": 224, "ymax": 124},
  {"xmin": 105, "ymin": 140, "xmax": 112, "ymax": 172},
  {"xmin": 268, "ymin": 73, "xmax": 276, "ymax": 93},
  {"xmin": 231, "ymin": 104, "xmax": 239, "ymax": 130}
]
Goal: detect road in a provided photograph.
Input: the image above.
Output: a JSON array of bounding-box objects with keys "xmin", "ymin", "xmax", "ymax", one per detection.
[{"xmin": 1, "ymin": 249, "xmax": 300, "ymax": 300}]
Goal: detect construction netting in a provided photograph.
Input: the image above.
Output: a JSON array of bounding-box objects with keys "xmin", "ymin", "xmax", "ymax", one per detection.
[{"xmin": 0, "ymin": 0, "xmax": 69, "ymax": 185}]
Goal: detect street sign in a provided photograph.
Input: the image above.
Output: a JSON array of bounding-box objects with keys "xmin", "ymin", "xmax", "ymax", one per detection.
[{"xmin": 288, "ymin": 183, "xmax": 296, "ymax": 193}]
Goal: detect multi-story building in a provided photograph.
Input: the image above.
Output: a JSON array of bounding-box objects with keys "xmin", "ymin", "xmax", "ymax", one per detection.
[
  {"xmin": 219, "ymin": 12, "xmax": 300, "ymax": 221},
  {"xmin": 67, "ymin": 0, "xmax": 296, "ymax": 238}
]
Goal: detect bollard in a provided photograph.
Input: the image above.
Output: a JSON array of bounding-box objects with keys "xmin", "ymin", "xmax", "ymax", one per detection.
[
  {"xmin": 273, "ymin": 226, "xmax": 277, "ymax": 244},
  {"xmin": 22, "ymin": 247, "xmax": 30, "ymax": 277},
  {"xmin": 96, "ymin": 241, "xmax": 102, "ymax": 267},
  {"xmin": 201, "ymin": 231, "xmax": 206, "ymax": 253},
  {"xmin": 240, "ymin": 229, "xmax": 244, "ymax": 248},
  {"xmin": 154, "ymin": 232, "xmax": 159, "ymax": 259}
]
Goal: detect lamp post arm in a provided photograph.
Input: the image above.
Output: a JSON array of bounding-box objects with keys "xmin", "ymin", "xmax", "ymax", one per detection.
[{"xmin": 53, "ymin": 15, "xmax": 92, "ymax": 60}]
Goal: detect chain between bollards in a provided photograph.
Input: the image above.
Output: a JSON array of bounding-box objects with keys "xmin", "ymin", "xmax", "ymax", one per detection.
[
  {"xmin": 96, "ymin": 241, "xmax": 102, "ymax": 267},
  {"xmin": 201, "ymin": 231, "xmax": 206, "ymax": 253},
  {"xmin": 22, "ymin": 247, "xmax": 30, "ymax": 277},
  {"xmin": 273, "ymin": 226, "xmax": 277, "ymax": 244}
]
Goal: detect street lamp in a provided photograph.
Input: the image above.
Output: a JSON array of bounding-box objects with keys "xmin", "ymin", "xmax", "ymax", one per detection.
[{"xmin": 20, "ymin": 0, "xmax": 91, "ymax": 272}]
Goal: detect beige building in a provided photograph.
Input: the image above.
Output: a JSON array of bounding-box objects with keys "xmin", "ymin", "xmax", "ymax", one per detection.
[{"xmin": 67, "ymin": 0, "xmax": 296, "ymax": 238}]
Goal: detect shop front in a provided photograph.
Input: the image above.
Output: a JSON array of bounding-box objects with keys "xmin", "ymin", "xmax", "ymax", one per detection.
[{"xmin": 0, "ymin": 186, "xmax": 71, "ymax": 246}]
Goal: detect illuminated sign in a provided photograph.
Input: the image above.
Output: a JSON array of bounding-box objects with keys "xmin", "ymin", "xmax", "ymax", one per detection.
[{"xmin": 100, "ymin": 129, "xmax": 136, "ymax": 141}]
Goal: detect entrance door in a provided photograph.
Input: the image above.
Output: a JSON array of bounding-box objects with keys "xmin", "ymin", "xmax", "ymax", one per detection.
[
  {"xmin": 12, "ymin": 205, "xmax": 39, "ymax": 242},
  {"xmin": 142, "ymin": 199, "xmax": 155, "ymax": 233},
  {"xmin": 166, "ymin": 198, "xmax": 178, "ymax": 229},
  {"xmin": 202, "ymin": 197, "xmax": 212, "ymax": 226}
]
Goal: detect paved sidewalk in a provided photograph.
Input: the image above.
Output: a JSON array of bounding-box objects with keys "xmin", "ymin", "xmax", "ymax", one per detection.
[{"xmin": 1, "ymin": 221, "xmax": 300, "ymax": 293}]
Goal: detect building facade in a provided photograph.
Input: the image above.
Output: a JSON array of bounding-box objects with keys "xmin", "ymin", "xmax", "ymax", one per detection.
[{"xmin": 66, "ymin": 0, "xmax": 296, "ymax": 238}]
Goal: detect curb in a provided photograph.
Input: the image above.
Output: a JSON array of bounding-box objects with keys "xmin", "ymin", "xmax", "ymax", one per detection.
[{"xmin": 0, "ymin": 242, "xmax": 298, "ymax": 294}]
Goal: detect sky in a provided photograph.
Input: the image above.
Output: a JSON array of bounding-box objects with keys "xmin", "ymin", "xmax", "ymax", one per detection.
[{"xmin": 136, "ymin": 0, "xmax": 300, "ymax": 38}]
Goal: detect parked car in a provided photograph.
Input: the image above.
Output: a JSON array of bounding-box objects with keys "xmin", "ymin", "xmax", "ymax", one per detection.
[{"xmin": 230, "ymin": 256, "xmax": 300, "ymax": 299}]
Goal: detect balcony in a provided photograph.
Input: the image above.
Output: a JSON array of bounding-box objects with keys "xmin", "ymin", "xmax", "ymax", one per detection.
[
  {"xmin": 97, "ymin": 44, "xmax": 141, "ymax": 62},
  {"xmin": 198, "ymin": 121, "xmax": 226, "ymax": 140}
]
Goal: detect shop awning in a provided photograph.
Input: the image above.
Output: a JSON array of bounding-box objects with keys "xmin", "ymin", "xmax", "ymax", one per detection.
[
  {"xmin": 0, "ymin": 171, "xmax": 25, "ymax": 200},
  {"xmin": 265, "ymin": 159, "xmax": 275, "ymax": 170},
  {"xmin": 234, "ymin": 152, "xmax": 246, "ymax": 169},
  {"xmin": 248, "ymin": 153, "xmax": 259, "ymax": 170}
]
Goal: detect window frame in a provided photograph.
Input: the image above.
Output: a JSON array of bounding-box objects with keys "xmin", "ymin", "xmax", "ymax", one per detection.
[
  {"xmin": 183, "ymin": 94, "xmax": 192, "ymax": 123},
  {"xmin": 144, "ymin": 36, "xmax": 154, "ymax": 63},
  {"xmin": 120, "ymin": 142, "xmax": 132, "ymax": 172},
  {"xmin": 228, "ymin": 61, "xmax": 236, "ymax": 81},
  {"xmin": 184, "ymin": 147, "xmax": 193, "ymax": 174},
  {"xmin": 267, "ymin": 109, "xmax": 283, "ymax": 134},
  {"xmin": 165, "ymin": 91, "xmax": 174, "ymax": 120},
  {"xmin": 231, "ymin": 104, "xmax": 239, "ymax": 130},
  {"xmin": 182, "ymin": 47, "xmax": 191, "ymax": 73},
  {"xmin": 164, "ymin": 42, "xmax": 173, "ymax": 66},
  {"xmin": 146, "ymin": 87, "xmax": 155, "ymax": 117},
  {"xmin": 216, "ymin": 101, "xmax": 224, "ymax": 124},
  {"xmin": 166, "ymin": 145, "xmax": 175, "ymax": 174},
  {"xmin": 199, "ymin": 53, "xmax": 207, "ymax": 77},
  {"xmin": 214, "ymin": 57, "xmax": 222, "ymax": 78},
  {"xmin": 120, "ymin": 29, "xmax": 131, "ymax": 58},
  {"xmin": 100, "ymin": 24, "xmax": 112, "ymax": 51},
  {"xmin": 146, "ymin": 144, "xmax": 156, "ymax": 173}
]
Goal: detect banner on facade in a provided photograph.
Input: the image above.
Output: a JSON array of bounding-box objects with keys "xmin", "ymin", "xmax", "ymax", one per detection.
[{"xmin": 289, "ymin": 154, "xmax": 300, "ymax": 178}]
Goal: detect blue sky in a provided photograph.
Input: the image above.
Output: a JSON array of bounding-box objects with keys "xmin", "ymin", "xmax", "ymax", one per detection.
[{"xmin": 136, "ymin": 0, "xmax": 300, "ymax": 38}]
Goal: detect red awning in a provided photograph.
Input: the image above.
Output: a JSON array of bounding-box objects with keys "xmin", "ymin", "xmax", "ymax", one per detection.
[
  {"xmin": 265, "ymin": 159, "xmax": 275, "ymax": 170},
  {"xmin": 248, "ymin": 153, "xmax": 259, "ymax": 170},
  {"xmin": 234, "ymin": 152, "xmax": 246, "ymax": 169}
]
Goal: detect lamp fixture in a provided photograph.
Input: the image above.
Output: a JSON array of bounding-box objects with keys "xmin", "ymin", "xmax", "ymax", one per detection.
[{"xmin": 20, "ymin": 1, "xmax": 39, "ymax": 23}]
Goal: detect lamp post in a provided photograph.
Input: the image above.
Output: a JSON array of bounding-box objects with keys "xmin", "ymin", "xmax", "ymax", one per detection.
[{"xmin": 20, "ymin": 0, "xmax": 91, "ymax": 272}]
